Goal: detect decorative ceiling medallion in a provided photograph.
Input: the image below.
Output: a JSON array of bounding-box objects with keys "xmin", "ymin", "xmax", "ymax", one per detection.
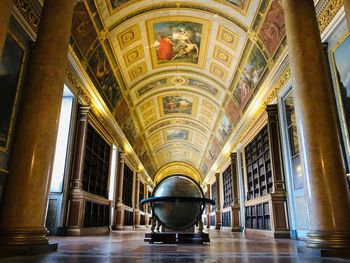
[
  {"xmin": 171, "ymin": 76, "xmax": 187, "ymax": 85},
  {"xmin": 217, "ymin": 25, "xmax": 239, "ymax": 50},
  {"xmin": 123, "ymin": 45, "xmax": 145, "ymax": 67},
  {"xmin": 117, "ymin": 24, "xmax": 141, "ymax": 50},
  {"xmin": 213, "ymin": 46, "xmax": 234, "ymax": 67},
  {"xmin": 159, "ymin": 95, "xmax": 198, "ymax": 116},
  {"xmin": 146, "ymin": 17, "xmax": 211, "ymax": 69},
  {"xmin": 210, "ymin": 62, "xmax": 228, "ymax": 81},
  {"xmin": 128, "ymin": 62, "xmax": 147, "ymax": 81}
]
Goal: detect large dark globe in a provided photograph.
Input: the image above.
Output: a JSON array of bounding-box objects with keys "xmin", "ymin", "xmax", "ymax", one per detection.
[{"xmin": 153, "ymin": 175, "xmax": 203, "ymax": 230}]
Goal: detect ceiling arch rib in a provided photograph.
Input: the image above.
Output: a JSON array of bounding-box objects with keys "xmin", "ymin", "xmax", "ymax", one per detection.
[{"xmin": 73, "ymin": 0, "xmax": 286, "ymax": 179}]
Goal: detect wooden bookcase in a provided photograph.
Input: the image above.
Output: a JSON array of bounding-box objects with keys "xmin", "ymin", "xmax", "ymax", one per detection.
[
  {"xmin": 243, "ymin": 105, "xmax": 289, "ymax": 238},
  {"xmin": 245, "ymin": 126, "xmax": 272, "ymax": 200},
  {"xmin": 222, "ymin": 165, "xmax": 233, "ymax": 208},
  {"xmin": 82, "ymin": 124, "xmax": 110, "ymax": 198},
  {"xmin": 66, "ymin": 107, "xmax": 112, "ymax": 235}
]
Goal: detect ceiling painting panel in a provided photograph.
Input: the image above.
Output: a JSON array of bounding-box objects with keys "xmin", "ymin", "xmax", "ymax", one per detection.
[
  {"xmin": 258, "ymin": 0, "xmax": 286, "ymax": 56},
  {"xmin": 146, "ymin": 17, "xmax": 211, "ymax": 69}
]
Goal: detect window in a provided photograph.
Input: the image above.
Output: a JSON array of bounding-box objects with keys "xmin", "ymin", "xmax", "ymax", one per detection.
[
  {"xmin": 284, "ymin": 92, "xmax": 304, "ymax": 190},
  {"xmin": 50, "ymin": 87, "xmax": 74, "ymax": 192}
]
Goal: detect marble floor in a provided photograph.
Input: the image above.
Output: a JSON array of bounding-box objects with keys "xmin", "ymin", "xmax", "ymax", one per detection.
[{"xmin": 1, "ymin": 230, "xmax": 350, "ymax": 262}]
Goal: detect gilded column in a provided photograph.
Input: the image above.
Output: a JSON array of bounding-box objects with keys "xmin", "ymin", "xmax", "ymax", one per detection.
[
  {"xmin": 0, "ymin": 0, "xmax": 75, "ymax": 252},
  {"xmin": 230, "ymin": 153, "xmax": 241, "ymax": 232},
  {"xmin": 344, "ymin": 0, "xmax": 350, "ymax": 31},
  {"xmin": 215, "ymin": 173, "xmax": 222, "ymax": 230},
  {"xmin": 0, "ymin": 0, "xmax": 14, "ymax": 59},
  {"xmin": 134, "ymin": 173, "xmax": 141, "ymax": 228},
  {"xmin": 113, "ymin": 152, "xmax": 126, "ymax": 230},
  {"xmin": 206, "ymin": 184, "xmax": 211, "ymax": 229},
  {"xmin": 284, "ymin": 0, "xmax": 350, "ymax": 249}
]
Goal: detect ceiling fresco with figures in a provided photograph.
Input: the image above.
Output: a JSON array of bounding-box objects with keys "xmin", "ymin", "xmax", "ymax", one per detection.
[{"xmin": 70, "ymin": 0, "xmax": 286, "ymax": 179}]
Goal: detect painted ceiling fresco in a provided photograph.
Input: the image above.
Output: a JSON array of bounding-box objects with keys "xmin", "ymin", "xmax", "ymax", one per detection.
[{"xmin": 70, "ymin": 0, "xmax": 286, "ymax": 179}]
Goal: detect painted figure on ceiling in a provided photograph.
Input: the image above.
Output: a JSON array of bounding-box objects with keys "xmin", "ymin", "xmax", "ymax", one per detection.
[{"xmin": 157, "ymin": 35, "xmax": 175, "ymax": 60}]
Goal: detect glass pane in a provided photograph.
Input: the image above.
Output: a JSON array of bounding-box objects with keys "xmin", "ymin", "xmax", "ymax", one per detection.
[
  {"xmin": 291, "ymin": 155, "xmax": 304, "ymax": 190},
  {"xmin": 50, "ymin": 93, "xmax": 73, "ymax": 192},
  {"xmin": 284, "ymin": 92, "xmax": 304, "ymax": 190}
]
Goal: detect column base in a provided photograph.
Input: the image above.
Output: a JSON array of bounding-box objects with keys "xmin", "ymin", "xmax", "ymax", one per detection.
[
  {"xmin": 0, "ymin": 227, "xmax": 57, "ymax": 255},
  {"xmin": 112, "ymin": 225, "xmax": 124, "ymax": 231},
  {"xmin": 215, "ymin": 224, "xmax": 221, "ymax": 230},
  {"xmin": 298, "ymin": 245, "xmax": 350, "ymax": 258},
  {"xmin": 306, "ymin": 230, "xmax": 350, "ymax": 249},
  {"xmin": 231, "ymin": 226, "xmax": 242, "ymax": 232},
  {"xmin": 0, "ymin": 243, "xmax": 57, "ymax": 255}
]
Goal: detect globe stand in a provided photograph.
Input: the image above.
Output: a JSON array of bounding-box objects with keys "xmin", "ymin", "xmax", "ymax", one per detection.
[{"xmin": 140, "ymin": 195, "xmax": 215, "ymax": 244}]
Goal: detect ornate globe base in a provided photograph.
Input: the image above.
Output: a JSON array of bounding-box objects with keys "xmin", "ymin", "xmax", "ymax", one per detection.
[{"xmin": 145, "ymin": 232, "xmax": 210, "ymax": 244}]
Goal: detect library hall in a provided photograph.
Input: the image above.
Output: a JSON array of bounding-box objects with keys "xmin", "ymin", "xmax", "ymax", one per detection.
[{"xmin": 1, "ymin": 0, "xmax": 350, "ymax": 262}]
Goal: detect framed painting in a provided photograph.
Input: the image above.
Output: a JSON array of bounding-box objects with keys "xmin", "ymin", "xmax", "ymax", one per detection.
[
  {"xmin": 215, "ymin": 0, "xmax": 250, "ymax": 15},
  {"xmin": 147, "ymin": 17, "xmax": 210, "ymax": 68},
  {"xmin": 166, "ymin": 129, "xmax": 189, "ymax": 141},
  {"xmin": 88, "ymin": 44, "xmax": 122, "ymax": 108},
  {"xmin": 331, "ymin": 34, "xmax": 350, "ymax": 157},
  {"xmin": 159, "ymin": 95, "xmax": 197, "ymax": 116},
  {"xmin": 0, "ymin": 32, "xmax": 26, "ymax": 152},
  {"xmin": 233, "ymin": 45, "xmax": 267, "ymax": 109},
  {"xmin": 258, "ymin": 0, "xmax": 285, "ymax": 56}
]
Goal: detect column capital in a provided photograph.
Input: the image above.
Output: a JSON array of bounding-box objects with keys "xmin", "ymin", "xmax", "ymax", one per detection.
[
  {"xmin": 119, "ymin": 152, "xmax": 126, "ymax": 162},
  {"xmin": 78, "ymin": 105, "xmax": 90, "ymax": 114},
  {"xmin": 215, "ymin": 172, "xmax": 220, "ymax": 180},
  {"xmin": 230, "ymin": 152, "xmax": 237, "ymax": 163},
  {"xmin": 265, "ymin": 104, "xmax": 278, "ymax": 115}
]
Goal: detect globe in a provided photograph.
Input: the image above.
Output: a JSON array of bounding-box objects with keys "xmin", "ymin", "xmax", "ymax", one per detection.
[{"xmin": 153, "ymin": 175, "xmax": 203, "ymax": 230}]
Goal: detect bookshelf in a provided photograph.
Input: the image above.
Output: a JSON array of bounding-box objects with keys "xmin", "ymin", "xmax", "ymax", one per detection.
[
  {"xmin": 245, "ymin": 125, "xmax": 272, "ymax": 200},
  {"xmin": 222, "ymin": 165, "xmax": 233, "ymax": 208},
  {"xmin": 66, "ymin": 108, "xmax": 112, "ymax": 235},
  {"xmin": 245, "ymin": 202, "xmax": 270, "ymax": 230},
  {"xmin": 243, "ymin": 105, "xmax": 289, "ymax": 238},
  {"xmin": 82, "ymin": 124, "xmax": 110, "ymax": 198}
]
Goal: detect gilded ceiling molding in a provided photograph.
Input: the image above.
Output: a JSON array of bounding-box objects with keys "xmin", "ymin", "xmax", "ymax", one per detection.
[
  {"xmin": 154, "ymin": 162, "xmax": 203, "ymax": 184},
  {"xmin": 317, "ymin": 0, "xmax": 343, "ymax": 33},
  {"xmin": 13, "ymin": 0, "xmax": 41, "ymax": 34},
  {"xmin": 105, "ymin": 2, "xmax": 249, "ymax": 33}
]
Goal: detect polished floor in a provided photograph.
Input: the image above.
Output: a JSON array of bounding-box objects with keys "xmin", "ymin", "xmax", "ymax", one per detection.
[{"xmin": 1, "ymin": 229, "xmax": 350, "ymax": 262}]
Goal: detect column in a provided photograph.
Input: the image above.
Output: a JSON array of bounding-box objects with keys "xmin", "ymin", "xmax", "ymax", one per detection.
[
  {"xmin": 112, "ymin": 152, "xmax": 126, "ymax": 230},
  {"xmin": 230, "ymin": 153, "xmax": 241, "ymax": 232},
  {"xmin": 70, "ymin": 106, "xmax": 90, "ymax": 190},
  {"xmin": 0, "ymin": 0, "xmax": 75, "ymax": 253},
  {"xmin": 266, "ymin": 105, "xmax": 289, "ymax": 237},
  {"xmin": 284, "ymin": 0, "xmax": 350, "ymax": 249},
  {"xmin": 266, "ymin": 104, "xmax": 285, "ymax": 193},
  {"xmin": 215, "ymin": 173, "xmax": 222, "ymax": 230},
  {"xmin": 144, "ymin": 185, "xmax": 149, "ymax": 227},
  {"xmin": 133, "ymin": 173, "xmax": 141, "ymax": 228},
  {"xmin": 66, "ymin": 106, "xmax": 90, "ymax": 235},
  {"xmin": 206, "ymin": 184, "xmax": 211, "ymax": 229},
  {"xmin": 344, "ymin": 0, "xmax": 350, "ymax": 31},
  {"xmin": 0, "ymin": 0, "xmax": 14, "ymax": 59}
]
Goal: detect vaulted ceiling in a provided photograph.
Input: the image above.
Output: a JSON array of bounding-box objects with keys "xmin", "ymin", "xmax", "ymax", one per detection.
[{"xmin": 70, "ymin": 0, "xmax": 286, "ymax": 179}]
